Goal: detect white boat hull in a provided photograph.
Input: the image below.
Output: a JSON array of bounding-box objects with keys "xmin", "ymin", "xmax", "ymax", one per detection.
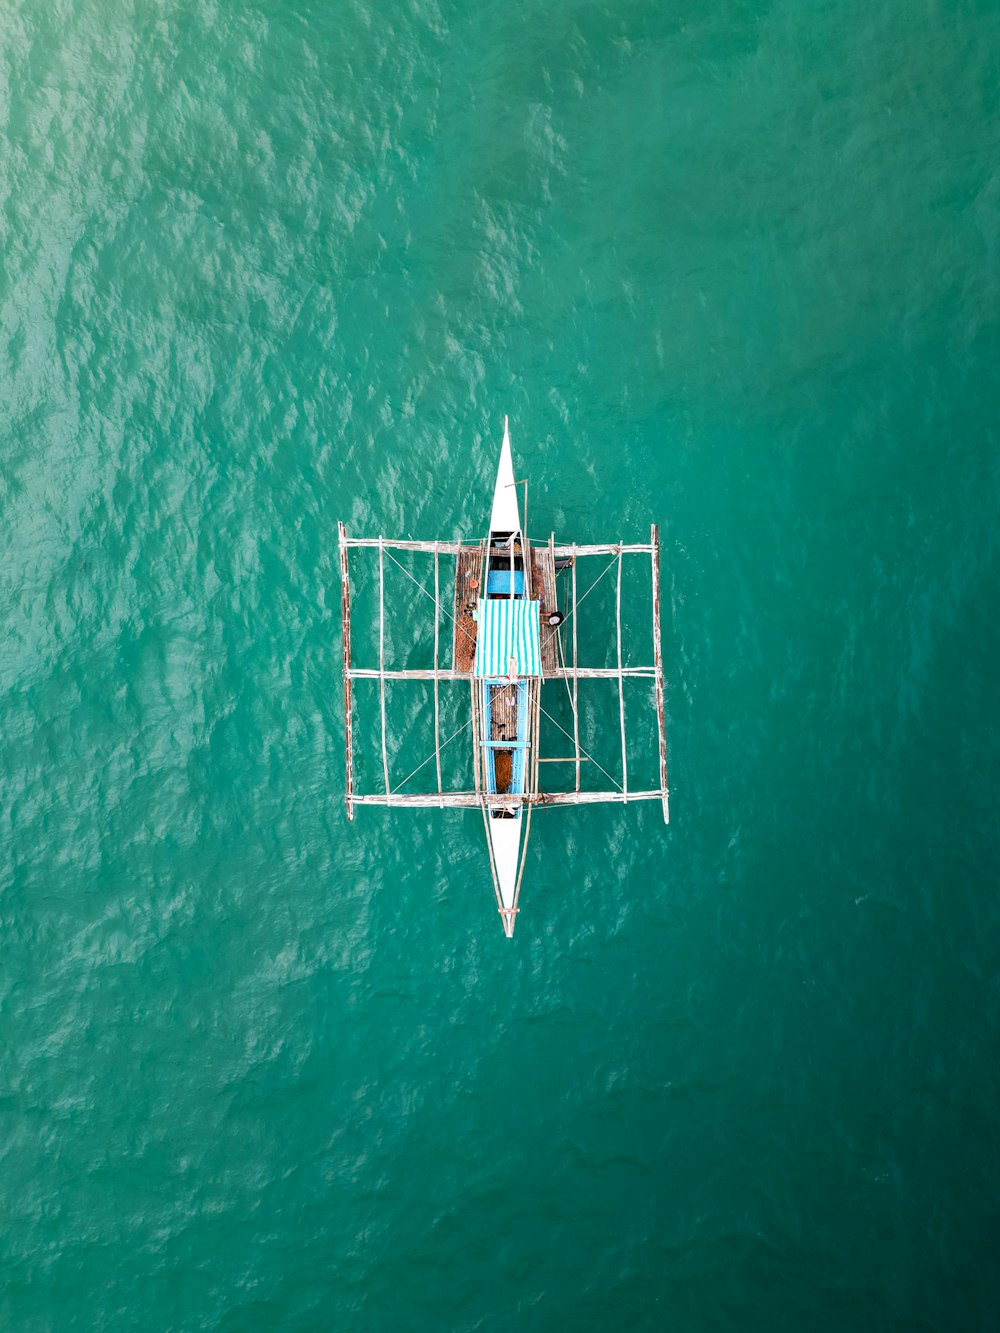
[
  {"xmin": 487, "ymin": 814, "xmax": 523, "ymax": 937},
  {"xmin": 489, "ymin": 416, "xmax": 519, "ymax": 533},
  {"xmin": 479, "ymin": 415, "xmax": 531, "ymax": 938}
]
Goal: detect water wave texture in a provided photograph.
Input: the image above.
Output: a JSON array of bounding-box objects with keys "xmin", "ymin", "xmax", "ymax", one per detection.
[{"xmin": 2, "ymin": 1, "xmax": 999, "ymax": 1329}]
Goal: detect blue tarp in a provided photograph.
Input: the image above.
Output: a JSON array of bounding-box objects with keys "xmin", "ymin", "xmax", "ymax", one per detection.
[{"xmin": 474, "ymin": 598, "xmax": 542, "ymax": 678}]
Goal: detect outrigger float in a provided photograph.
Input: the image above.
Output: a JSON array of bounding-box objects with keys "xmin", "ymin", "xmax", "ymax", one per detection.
[{"xmin": 338, "ymin": 418, "xmax": 669, "ymax": 937}]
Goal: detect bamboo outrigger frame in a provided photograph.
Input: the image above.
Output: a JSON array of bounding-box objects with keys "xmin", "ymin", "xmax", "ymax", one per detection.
[{"xmin": 337, "ymin": 430, "xmax": 669, "ymax": 936}]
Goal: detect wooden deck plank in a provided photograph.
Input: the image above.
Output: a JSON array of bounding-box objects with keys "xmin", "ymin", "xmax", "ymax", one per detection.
[
  {"xmin": 452, "ymin": 544, "xmax": 481, "ymax": 672},
  {"xmin": 531, "ymin": 543, "xmax": 561, "ymax": 674}
]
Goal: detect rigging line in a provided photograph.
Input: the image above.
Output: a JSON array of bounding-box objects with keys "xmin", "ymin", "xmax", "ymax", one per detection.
[
  {"xmin": 389, "ymin": 677, "xmax": 519, "ymax": 795},
  {"xmin": 385, "ymin": 542, "xmax": 611, "ymax": 656},
  {"xmin": 558, "ymin": 553, "xmax": 620, "ymax": 631},
  {"xmin": 390, "ymin": 712, "xmax": 474, "ymax": 794},
  {"xmin": 383, "ymin": 546, "xmax": 478, "ymax": 652},
  {"xmin": 536, "ymin": 698, "xmax": 623, "ymax": 792}
]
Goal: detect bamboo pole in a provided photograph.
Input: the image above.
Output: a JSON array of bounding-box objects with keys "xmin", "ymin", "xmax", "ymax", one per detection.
[
  {"xmin": 354, "ymin": 793, "xmax": 482, "ymax": 808},
  {"xmin": 433, "ymin": 541, "xmax": 442, "ymax": 805},
  {"xmin": 350, "ymin": 790, "xmax": 665, "ymax": 809},
  {"xmin": 571, "ymin": 552, "xmax": 580, "ymax": 792},
  {"xmin": 343, "ymin": 537, "xmax": 473, "ymax": 553},
  {"xmin": 347, "ymin": 666, "xmax": 655, "ymax": 680},
  {"xmin": 341, "ymin": 537, "xmax": 654, "ymax": 556},
  {"xmin": 546, "ymin": 666, "xmax": 655, "ymax": 679},
  {"xmin": 349, "ymin": 668, "xmax": 464, "ymax": 680},
  {"xmin": 616, "ymin": 547, "xmax": 628, "ymax": 800},
  {"xmin": 378, "ymin": 536, "xmax": 390, "ymax": 795},
  {"xmin": 651, "ymin": 523, "xmax": 669, "ymax": 823},
  {"xmin": 550, "ymin": 542, "xmax": 654, "ymax": 557},
  {"xmin": 338, "ymin": 522, "xmax": 355, "ymax": 820},
  {"xmin": 531, "ymin": 679, "xmax": 541, "ymax": 799}
]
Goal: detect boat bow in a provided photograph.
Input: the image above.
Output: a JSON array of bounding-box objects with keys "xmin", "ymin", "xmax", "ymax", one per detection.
[{"xmin": 489, "ymin": 416, "xmax": 520, "ymax": 533}]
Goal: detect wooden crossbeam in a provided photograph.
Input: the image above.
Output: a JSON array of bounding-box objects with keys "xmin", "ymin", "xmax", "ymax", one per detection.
[
  {"xmin": 350, "ymin": 790, "xmax": 665, "ymax": 808},
  {"xmin": 535, "ymin": 790, "xmax": 664, "ymax": 806},
  {"xmin": 572, "ymin": 552, "xmax": 580, "ymax": 791},
  {"xmin": 343, "ymin": 537, "xmax": 473, "ymax": 553},
  {"xmin": 338, "ymin": 521, "xmax": 354, "ymax": 820},
  {"xmin": 471, "ymin": 679, "xmax": 482, "ymax": 797}
]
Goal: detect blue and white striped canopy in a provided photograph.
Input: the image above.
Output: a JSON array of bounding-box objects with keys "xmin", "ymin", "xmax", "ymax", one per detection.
[{"xmin": 474, "ymin": 598, "xmax": 542, "ymax": 678}]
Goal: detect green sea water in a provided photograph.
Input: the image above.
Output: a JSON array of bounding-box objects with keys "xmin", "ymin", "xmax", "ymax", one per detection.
[{"xmin": 2, "ymin": 0, "xmax": 1000, "ymax": 1328}]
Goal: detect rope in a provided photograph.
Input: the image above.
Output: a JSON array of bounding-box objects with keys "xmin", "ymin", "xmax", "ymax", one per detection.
[
  {"xmin": 558, "ymin": 551, "xmax": 620, "ymax": 631},
  {"xmin": 390, "ymin": 712, "xmax": 475, "ymax": 794},
  {"xmin": 536, "ymin": 698, "xmax": 623, "ymax": 792},
  {"xmin": 389, "ymin": 678, "xmax": 518, "ymax": 795}
]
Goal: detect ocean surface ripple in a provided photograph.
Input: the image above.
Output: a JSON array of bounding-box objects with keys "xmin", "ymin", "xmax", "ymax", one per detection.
[{"xmin": 1, "ymin": 1, "xmax": 999, "ymax": 1329}]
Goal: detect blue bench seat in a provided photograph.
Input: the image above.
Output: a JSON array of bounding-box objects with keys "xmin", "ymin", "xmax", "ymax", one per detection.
[{"xmin": 486, "ymin": 569, "xmax": 525, "ymax": 596}]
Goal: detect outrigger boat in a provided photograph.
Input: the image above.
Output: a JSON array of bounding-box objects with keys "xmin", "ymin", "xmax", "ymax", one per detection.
[
  {"xmin": 338, "ymin": 418, "xmax": 669, "ymax": 937},
  {"xmin": 476, "ymin": 419, "xmax": 539, "ymax": 934}
]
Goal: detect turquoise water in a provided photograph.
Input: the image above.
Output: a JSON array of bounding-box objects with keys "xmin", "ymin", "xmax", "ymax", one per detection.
[{"xmin": 3, "ymin": 0, "xmax": 1000, "ymax": 1327}]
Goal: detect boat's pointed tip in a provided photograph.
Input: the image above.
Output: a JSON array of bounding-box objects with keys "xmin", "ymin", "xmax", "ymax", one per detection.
[
  {"xmin": 501, "ymin": 910, "xmax": 517, "ymax": 939},
  {"xmin": 490, "ymin": 417, "xmax": 519, "ymax": 531}
]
